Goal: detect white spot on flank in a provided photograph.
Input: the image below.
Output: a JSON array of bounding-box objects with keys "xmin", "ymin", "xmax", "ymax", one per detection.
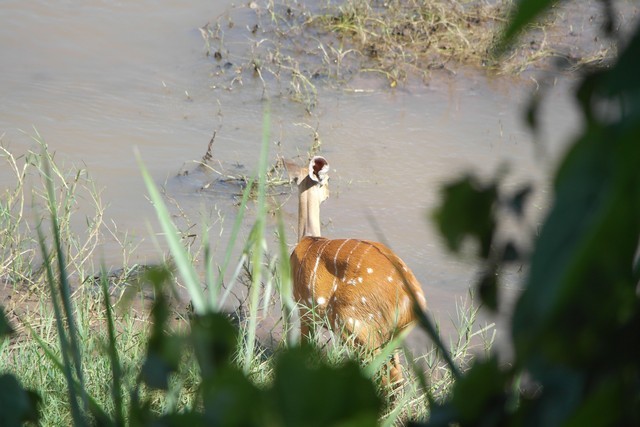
[
  {"xmin": 387, "ymin": 276, "xmax": 393, "ymax": 283},
  {"xmin": 357, "ymin": 277, "xmax": 363, "ymax": 283},
  {"xmin": 368, "ymin": 313, "xmax": 374, "ymax": 320},
  {"xmin": 366, "ymin": 267, "xmax": 373, "ymax": 274},
  {"xmin": 347, "ymin": 318, "xmax": 361, "ymax": 329},
  {"xmin": 347, "ymin": 278, "xmax": 357, "ymax": 286},
  {"xmin": 361, "ymin": 296, "xmax": 367, "ymax": 304},
  {"xmin": 317, "ymin": 297, "xmax": 326, "ymax": 305}
]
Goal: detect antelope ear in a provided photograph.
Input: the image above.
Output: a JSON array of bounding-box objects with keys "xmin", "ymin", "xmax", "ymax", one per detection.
[
  {"xmin": 281, "ymin": 158, "xmax": 303, "ymax": 183},
  {"xmin": 309, "ymin": 156, "xmax": 329, "ymax": 183}
]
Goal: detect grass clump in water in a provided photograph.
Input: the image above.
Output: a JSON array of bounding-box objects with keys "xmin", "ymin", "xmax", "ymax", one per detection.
[{"xmin": 201, "ymin": 0, "xmax": 622, "ymax": 109}]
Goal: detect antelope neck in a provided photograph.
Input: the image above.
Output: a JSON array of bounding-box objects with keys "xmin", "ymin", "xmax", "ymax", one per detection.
[{"xmin": 298, "ymin": 176, "xmax": 322, "ymax": 241}]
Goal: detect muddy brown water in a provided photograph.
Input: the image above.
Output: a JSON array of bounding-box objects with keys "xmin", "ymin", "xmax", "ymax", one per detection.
[{"xmin": 1, "ymin": 0, "xmax": 626, "ymax": 353}]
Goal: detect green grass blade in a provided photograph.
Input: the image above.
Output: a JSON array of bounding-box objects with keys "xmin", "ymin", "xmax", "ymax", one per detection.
[
  {"xmin": 26, "ymin": 322, "xmax": 111, "ymax": 425},
  {"xmin": 203, "ymin": 222, "xmax": 215, "ymax": 307},
  {"xmin": 214, "ymin": 176, "xmax": 255, "ymax": 310},
  {"xmin": 36, "ymin": 225, "xmax": 85, "ymax": 426},
  {"xmin": 136, "ymin": 150, "xmax": 207, "ymax": 314},
  {"xmin": 99, "ymin": 265, "xmax": 124, "ymax": 426},
  {"xmin": 40, "ymin": 144, "xmax": 88, "ymax": 411},
  {"xmin": 363, "ymin": 328, "xmax": 410, "ymax": 379},
  {"xmin": 219, "ymin": 252, "xmax": 248, "ymax": 309},
  {"xmin": 414, "ymin": 305, "xmax": 461, "ymax": 380},
  {"xmin": 34, "ymin": 142, "xmax": 88, "ymax": 425},
  {"xmin": 276, "ymin": 210, "xmax": 297, "ymax": 346},
  {"xmin": 243, "ymin": 105, "xmax": 270, "ymax": 373}
]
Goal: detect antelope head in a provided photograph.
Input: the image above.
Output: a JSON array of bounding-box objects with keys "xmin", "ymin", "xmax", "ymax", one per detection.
[{"xmin": 295, "ymin": 156, "xmax": 329, "ymax": 241}]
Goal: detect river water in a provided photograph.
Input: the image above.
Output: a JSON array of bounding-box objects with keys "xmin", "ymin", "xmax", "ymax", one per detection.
[{"xmin": 2, "ymin": 0, "xmax": 628, "ymax": 350}]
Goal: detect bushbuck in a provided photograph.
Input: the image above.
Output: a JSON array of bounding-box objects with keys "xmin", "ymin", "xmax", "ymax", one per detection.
[{"xmin": 290, "ymin": 156, "xmax": 427, "ymax": 385}]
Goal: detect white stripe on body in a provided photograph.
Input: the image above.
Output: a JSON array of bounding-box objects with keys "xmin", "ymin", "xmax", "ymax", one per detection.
[
  {"xmin": 308, "ymin": 239, "xmax": 333, "ymax": 302},
  {"xmin": 340, "ymin": 240, "xmax": 362, "ymax": 282},
  {"xmin": 330, "ymin": 239, "xmax": 351, "ymax": 294}
]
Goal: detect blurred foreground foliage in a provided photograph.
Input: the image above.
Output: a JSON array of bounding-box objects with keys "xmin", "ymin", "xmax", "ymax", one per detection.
[
  {"xmin": 430, "ymin": 0, "xmax": 640, "ymax": 425},
  {"xmin": 1, "ymin": 266, "xmax": 381, "ymax": 427},
  {"xmin": 130, "ymin": 267, "xmax": 381, "ymax": 427}
]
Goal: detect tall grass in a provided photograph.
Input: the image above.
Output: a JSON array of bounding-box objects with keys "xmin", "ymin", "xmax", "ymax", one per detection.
[{"xmin": 0, "ymin": 128, "xmax": 493, "ymax": 425}]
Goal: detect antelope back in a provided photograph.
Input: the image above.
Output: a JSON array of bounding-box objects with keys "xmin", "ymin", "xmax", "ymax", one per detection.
[{"xmin": 291, "ymin": 236, "xmax": 426, "ymax": 348}]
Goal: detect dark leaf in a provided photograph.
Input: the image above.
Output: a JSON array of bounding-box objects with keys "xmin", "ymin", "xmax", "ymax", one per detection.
[
  {"xmin": 0, "ymin": 374, "xmax": 40, "ymax": 426},
  {"xmin": 271, "ymin": 347, "xmax": 381, "ymax": 427},
  {"xmin": 563, "ymin": 377, "xmax": 625, "ymax": 427},
  {"xmin": 432, "ymin": 175, "xmax": 497, "ymax": 259},
  {"xmin": 190, "ymin": 312, "xmax": 238, "ymax": 381},
  {"xmin": 0, "ymin": 305, "xmax": 15, "ymax": 338},
  {"xmin": 478, "ymin": 268, "xmax": 499, "ymax": 312},
  {"xmin": 525, "ymin": 91, "xmax": 542, "ymax": 133},
  {"xmin": 451, "ymin": 357, "xmax": 507, "ymax": 424},
  {"xmin": 201, "ymin": 368, "xmax": 265, "ymax": 427},
  {"xmin": 498, "ymin": 0, "xmax": 559, "ymax": 52},
  {"xmin": 141, "ymin": 269, "xmax": 184, "ymax": 390},
  {"xmin": 513, "ymin": 120, "xmax": 640, "ymax": 367},
  {"xmin": 144, "ymin": 264, "xmax": 173, "ymax": 290},
  {"xmin": 501, "ymin": 241, "xmax": 520, "ymax": 263},
  {"xmin": 154, "ymin": 412, "xmax": 205, "ymax": 427},
  {"xmin": 601, "ymin": 22, "xmax": 640, "ymax": 101},
  {"xmin": 141, "ymin": 334, "xmax": 184, "ymax": 390},
  {"xmin": 507, "ymin": 185, "xmax": 533, "ymax": 218}
]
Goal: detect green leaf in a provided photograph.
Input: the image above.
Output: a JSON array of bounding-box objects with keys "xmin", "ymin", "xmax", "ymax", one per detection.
[
  {"xmin": 141, "ymin": 334, "xmax": 184, "ymax": 390},
  {"xmin": 201, "ymin": 368, "xmax": 265, "ymax": 427},
  {"xmin": 451, "ymin": 357, "xmax": 506, "ymax": 422},
  {"xmin": 432, "ymin": 175, "xmax": 497, "ymax": 259},
  {"xmin": 271, "ymin": 347, "xmax": 381, "ymax": 427},
  {"xmin": 513, "ymin": 121, "xmax": 640, "ymax": 367},
  {"xmin": 478, "ymin": 267, "xmax": 499, "ymax": 312},
  {"xmin": 498, "ymin": 0, "xmax": 560, "ymax": 52},
  {"xmin": 0, "ymin": 374, "xmax": 40, "ymax": 426},
  {"xmin": 142, "ymin": 273, "xmax": 184, "ymax": 390},
  {"xmin": 190, "ymin": 312, "xmax": 238, "ymax": 381},
  {"xmin": 563, "ymin": 377, "xmax": 623, "ymax": 427},
  {"xmin": 507, "ymin": 185, "xmax": 532, "ymax": 218},
  {"xmin": 0, "ymin": 306, "xmax": 15, "ymax": 338}
]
